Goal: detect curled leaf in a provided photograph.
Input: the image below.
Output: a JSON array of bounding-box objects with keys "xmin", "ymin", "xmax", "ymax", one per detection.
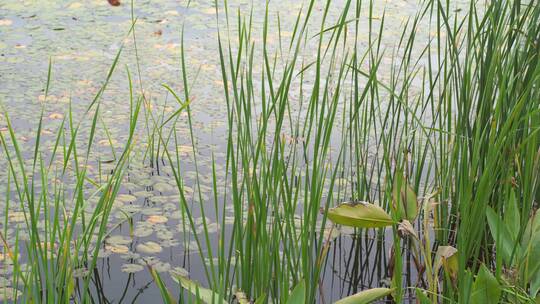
[
  {"xmin": 435, "ymin": 245, "xmax": 458, "ymax": 284},
  {"xmin": 173, "ymin": 275, "xmax": 227, "ymax": 304},
  {"xmin": 327, "ymin": 202, "xmax": 394, "ymax": 228},
  {"xmin": 335, "ymin": 287, "xmax": 394, "ymax": 304},
  {"xmin": 397, "ymin": 220, "xmax": 418, "ymax": 240},
  {"xmin": 392, "ymin": 172, "xmax": 418, "ymax": 221}
]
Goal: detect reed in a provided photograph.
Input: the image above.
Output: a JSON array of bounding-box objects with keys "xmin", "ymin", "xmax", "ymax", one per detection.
[{"xmin": 1, "ymin": 0, "xmax": 538, "ymax": 303}]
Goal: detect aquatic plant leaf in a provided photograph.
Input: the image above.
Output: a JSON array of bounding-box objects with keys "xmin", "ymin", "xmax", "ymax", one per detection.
[
  {"xmin": 72, "ymin": 267, "xmax": 90, "ymax": 278},
  {"xmin": 521, "ymin": 211, "xmax": 540, "ymax": 295},
  {"xmin": 392, "ymin": 172, "xmax": 418, "ymax": 221},
  {"xmin": 434, "ymin": 246, "xmax": 458, "ymax": 282},
  {"xmin": 147, "ymin": 215, "xmax": 168, "ymax": 224},
  {"xmin": 169, "ymin": 266, "xmax": 189, "ymax": 278},
  {"xmin": 174, "ymin": 275, "xmax": 227, "ymax": 304},
  {"xmin": 334, "ymin": 287, "xmax": 394, "ymax": 304},
  {"xmin": 397, "ymin": 220, "xmax": 418, "ymax": 240},
  {"xmin": 414, "ymin": 288, "xmax": 431, "ymax": 304},
  {"xmin": 235, "ymin": 290, "xmax": 249, "ymax": 304},
  {"xmin": 137, "ymin": 241, "xmax": 162, "ymax": 254},
  {"xmin": 121, "ymin": 263, "xmax": 144, "ymax": 273},
  {"xmin": 504, "ymin": 190, "xmax": 520, "ymax": 240},
  {"xmin": 286, "ymin": 280, "xmax": 305, "ymax": 304},
  {"xmin": 486, "ymin": 207, "xmax": 518, "ymax": 265},
  {"xmin": 254, "ymin": 293, "xmax": 267, "ymax": 304},
  {"xmin": 107, "ymin": 235, "xmax": 132, "ymax": 245},
  {"xmin": 105, "ymin": 244, "xmax": 129, "ymax": 254},
  {"xmin": 530, "ymin": 272, "xmax": 540, "ymax": 298},
  {"xmin": 149, "ymin": 267, "xmax": 176, "ymax": 304},
  {"xmin": 133, "ymin": 226, "xmax": 153, "ymax": 238},
  {"xmin": 470, "ymin": 264, "xmax": 501, "ymax": 303},
  {"xmin": 154, "ymin": 182, "xmax": 173, "ymax": 193},
  {"xmin": 328, "ymin": 202, "xmax": 394, "ymax": 228},
  {"xmin": 116, "ymin": 194, "xmax": 137, "ymax": 203}
]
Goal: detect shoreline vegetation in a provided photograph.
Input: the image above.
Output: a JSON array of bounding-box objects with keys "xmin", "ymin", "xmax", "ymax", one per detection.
[{"xmin": 1, "ymin": 0, "xmax": 539, "ymax": 303}]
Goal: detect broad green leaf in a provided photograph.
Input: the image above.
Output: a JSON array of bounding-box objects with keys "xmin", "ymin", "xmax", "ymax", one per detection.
[
  {"xmin": 254, "ymin": 293, "xmax": 267, "ymax": 304},
  {"xmin": 504, "ymin": 190, "xmax": 520, "ymax": 240},
  {"xmin": 470, "ymin": 264, "xmax": 501, "ymax": 304},
  {"xmin": 392, "ymin": 172, "xmax": 418, "ymax": 221},
  {"xmin": 174, "ymin": 275, "xmax": 227, "ymax": 304},
  {"xmin": 327, "ymin": 202, "xmax": 394, "ymax": 228},
  {"xmin": 486, "ymin": 207, "xmax": 518, "ymax": 265},
  {"xmin": 286, "ymin": 280, "xmax": 306, "ymax": 304},
  {"xmin": 521, "ymin": 211, "xmax": 540, "ymax": 292},
  {"xmin": 334, "ymin": 288, "xmax": 394, "ymax": 304},
  {"xmin": 530, "ymin": 272, "xmax": 540, "ymax": 298},
  {"xmin": 522, "ymin": 210, "xmax": 540, "ymax": 248}
]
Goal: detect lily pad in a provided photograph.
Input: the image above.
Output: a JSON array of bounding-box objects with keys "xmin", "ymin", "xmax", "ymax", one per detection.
[
  {"xmin": 121, "ymin": 263, "xmax": 144, "ymax": 273},
  {"xmin": 136, "ymin": 241, "xmax": 162, "ymax": 254}
]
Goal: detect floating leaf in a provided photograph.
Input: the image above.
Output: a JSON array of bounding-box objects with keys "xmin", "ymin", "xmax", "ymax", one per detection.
[
  {"xmin": 335, "ymin": 287, "xmax": 394, "ymax": 304},
  {"xmin": 48, "ymin": 113, "xmax": 64, "ymax": 120},
  {"xmin": 0, "ymin": 19, "xmax": 13, "ymax": 26},
  {"xmin": 121, "ymin": 263, "xmax": 144, "ymax": 273},
  {"xmin": 8, "ymin": 212, "xmax": 26, "ymax": 223},
  {"xmin": 68, "ymin": 2, "xmax": 82, "ymax": 9},
  {"xmin": 105, "ymin": 244, "xmax": 129, "ymax": 254},
  {"xmin": 147, "ymin": 215, "xmax": 168, "ymax": 224},
  {"xmin": 327, "ymin": 202, "xmax": 394, "ymax": 228},
  {"xmin": 137, "ymin": 241, "xmax": 162, "ymax": 254},
  {"xmin": 116, "ymin": 194, "xmax": 137, "ymax": 203},
  {"xmin": 133, "ymin": 226, "xmax": 153, "ymax": 238},
  {"xmin": 169, "ymin": 266, "xmax": 189, "ymax": 278},
  {"xmin": 154, "ymin": 182, "xmax": 173, "ymax": 193},
  {"xmin": 106, "ymin": 235, "xmax": 132, "ymax": 245}
]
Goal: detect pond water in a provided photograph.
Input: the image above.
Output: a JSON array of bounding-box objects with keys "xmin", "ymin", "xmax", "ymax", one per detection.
[{"xmin": 0, "ymin": 0, "xmax": 471, "ymax": 302}]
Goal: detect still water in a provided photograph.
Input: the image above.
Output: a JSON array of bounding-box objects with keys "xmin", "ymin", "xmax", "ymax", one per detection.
[{"xmin": 0, "ymin": 0, "xmax": 470, "ymax": 302}]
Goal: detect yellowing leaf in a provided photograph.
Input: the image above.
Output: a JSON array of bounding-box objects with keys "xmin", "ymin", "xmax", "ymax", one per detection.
[
  {"xmin": 435, "ymin": 246, "xmax": 458, "ymax": 284},
  {"xmin": 48, "ymin": 113, "xmax": 64, "ymax": 120},
  {"xmin": 173, "ymin": 275, "xmax": 227, "ymax": 304},
  {"xmin": 327, "ymin": 202, "xmax": 394, "ymax": 228},
  {"xmin": 335, "ymin": 287, "xmax": 394, "ymax": 304},
  {"xmin": 147, "ymin": 215, "xmax": 168, "ymax": 224}
]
